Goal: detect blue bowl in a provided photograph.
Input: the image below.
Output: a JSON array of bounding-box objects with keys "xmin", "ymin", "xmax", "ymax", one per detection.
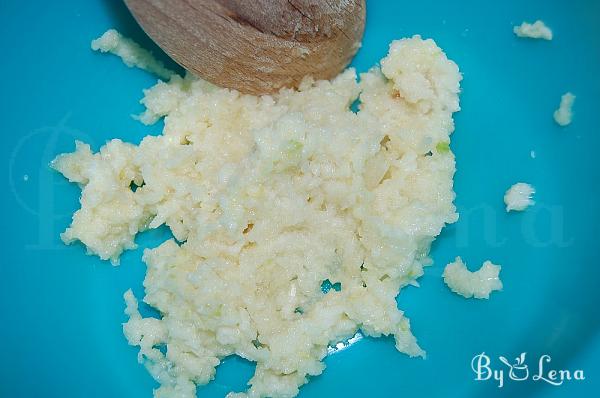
[{"xmin": 2, "ymin": 0, "xmax": 599, "ymax": 397}]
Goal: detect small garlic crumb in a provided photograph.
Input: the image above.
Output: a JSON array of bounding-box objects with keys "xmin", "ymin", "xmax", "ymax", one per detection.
[
  {"xmin": 504, "ymin": 182, "xmax": 535, "ymax": 212},
  {"xmin": 553, "ymin": 92, "xmax": 576, "ymax": 126},
  {"xmin": 443, "ymin": 257, "xmax": 502, "ymax": 299},
  {"xmin": 513, "ymin": 20, "xmax": 553, "ymax": 40},
  {"xmin": 530, "ymin": 150, "xmax": 536, "ymax": 159},
  {"xmin": 23, "ymin": 174, "xmax": 29, "ymax": 181},
  {"xmin": 91, "ymin": 29, "xmax": 175, "ymax": 80}
]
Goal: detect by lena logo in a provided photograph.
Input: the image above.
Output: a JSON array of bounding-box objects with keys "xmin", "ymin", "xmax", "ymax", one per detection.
[{"xmin": 471, "ymin": 352, "xmax": 585, "ymax": 388}]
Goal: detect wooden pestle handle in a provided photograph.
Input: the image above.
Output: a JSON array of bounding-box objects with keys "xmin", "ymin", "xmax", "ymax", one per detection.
[{"xmin": 125, "ymin": 0, "xmax": 366, "ymax": 94}]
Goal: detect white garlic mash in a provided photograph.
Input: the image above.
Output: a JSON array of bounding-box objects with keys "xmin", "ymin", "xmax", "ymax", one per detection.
[
  {"xmin": 91, "ymin": 29, "xmax": 175, "ymax": 80},
  {"xmin": 53, "ymin": 34, "xmax": 462, "ymax": 398},
  {"xmin": 554, "ymin": 92, "xmax": 576, "ymax": 126},
  {"xmin": 513, "ymin": 20, "xmax": 553, "ymax": 40},
  {"xmin": 504, "ymin": 182, "xmax": 535, "ymax": 212},
  {"xmin": 443, "ymin": 257, "xmax": 502, "ymax": 299}
]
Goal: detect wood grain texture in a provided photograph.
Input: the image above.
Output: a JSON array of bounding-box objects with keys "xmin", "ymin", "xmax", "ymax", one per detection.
[{"xmin": 125, "ymin": 0, "xmax": 365, "ymax": 94}]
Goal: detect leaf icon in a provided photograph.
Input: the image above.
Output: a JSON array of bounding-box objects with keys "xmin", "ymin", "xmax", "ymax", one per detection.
[
  {"xmin": 499, "ymin": 356, "xmax": 510, "ymax": 367},
  {"xmin": 518, "ymin": 352, "xmax": 527, "ymax": 365}
]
